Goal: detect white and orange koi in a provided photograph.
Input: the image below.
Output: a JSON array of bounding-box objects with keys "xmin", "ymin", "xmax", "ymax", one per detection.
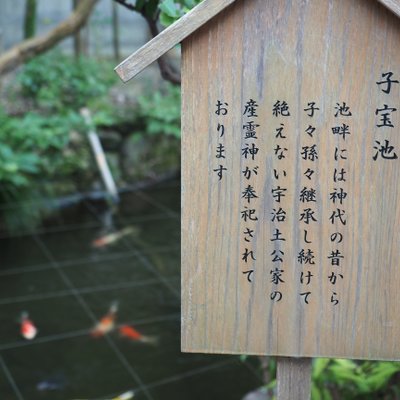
[
  {"xmin": 92, "ymin": 227, "xmax": 136, "ymax": 248},
  {"xmin": 20, "ymin": 312, "xmax": 38, "ymax": 340},
  {"xmin": 91, "ymin": 301, "xmax": 118, "ymax": 337}
]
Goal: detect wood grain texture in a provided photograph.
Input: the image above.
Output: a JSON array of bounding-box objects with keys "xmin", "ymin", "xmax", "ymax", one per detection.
[
  {"xmin": 114, "ymin": 0, "xmax": 236, "ymax": 82},
  {"xmin": 277, "ymin": 358, "xmax": 312, "ymax": 400},
  {"xmin": 378, "ymin": 0, "xmax": 400, "ymax": 18},
  {"xmin": 181, "ymin": 0, "xmax": 400, "ymax": 360}
]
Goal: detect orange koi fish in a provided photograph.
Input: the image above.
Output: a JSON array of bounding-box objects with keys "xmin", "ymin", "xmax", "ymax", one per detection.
[
  {"xmin": 118, "ymin": 325, "xmax": 158, "ymax": 345},
  {"xmin": 20, "ymin": 312, "xmax": 38, "ymax": 340},
  {"xmin": 92, "ymin": 227, "xmax": 136, "ymax": 248},
  {"xmin": 91, "ymin": 301, "xmax": 118, "ymax": 337}
]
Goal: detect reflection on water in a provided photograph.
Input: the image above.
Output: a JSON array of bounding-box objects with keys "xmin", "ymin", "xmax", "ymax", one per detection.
[{"xmin": 0, "ymin": 180, "xmax": 263, "ymax": 400}]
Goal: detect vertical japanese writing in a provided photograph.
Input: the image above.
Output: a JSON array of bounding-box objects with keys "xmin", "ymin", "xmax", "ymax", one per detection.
[
  {"xmin": 298, "ymin": 101, "xmax": 320, "ymax": 305},
  {"xmin": 210, "ymin": 75, "xmax": 398, "ymax": 310},
  {"xmin": 270, "ymin": 100, "xmax": 290, "ymax": 303},
  {"xmin": 328, "ymin": 101, "xmax": 352, "ymax": 305},
  {"xmin": 241, "ymin": 99, "xmax": 260, "ymax": 284},
  {"xmin": 213, "ymin": 100, "xmax": 229, "ymax": 181},
  {"xmin": 374, "ymin": 72, "xmax": 399, "ymax": 161}
]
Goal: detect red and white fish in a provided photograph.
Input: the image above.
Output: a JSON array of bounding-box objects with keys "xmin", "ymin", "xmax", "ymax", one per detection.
[
  {"xmin": 92, "ymin": 227, "xmax": 136, "ymax": 248},
  {"xmin": 118, "ymin": 325, "xmax": 157, "ymax": 345},
  {"xmin": 91, "ymin": 301, "xmax": 118, "ymax": 337},
  {"xmin": 20, "ymin": 312, "xmax": 38, "ymax": 340}
]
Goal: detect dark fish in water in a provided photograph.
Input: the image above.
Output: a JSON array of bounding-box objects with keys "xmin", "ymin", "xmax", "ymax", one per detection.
[
  {"xmin": 36, "ymin": 374, "xmax": 67, "ymax": 391},
  {"xmin": 36, "ymin": 380, "xmax": 63, "ymax": 391}
]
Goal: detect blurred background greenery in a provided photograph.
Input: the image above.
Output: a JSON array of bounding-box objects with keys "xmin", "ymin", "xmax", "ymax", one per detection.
[{"xmin": 0, "ymin": 0, "xmax": 195, "ymax": 233}]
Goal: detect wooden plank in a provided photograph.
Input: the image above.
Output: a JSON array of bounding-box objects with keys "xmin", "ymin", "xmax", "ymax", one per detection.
[
  {"xmin": 114, "ymin": 0, "xmax": 237, "ymax": 82},
  {"xmin": 277, "ymin": 358, "xmax": 312, "ymax": 400},
  {"xmin": 378, "ymin": 0, "xmax": 400, "ymax": 18},
  {"xmin": 181, "ymin": 0, "xmax": 400, "ymax": 360}
]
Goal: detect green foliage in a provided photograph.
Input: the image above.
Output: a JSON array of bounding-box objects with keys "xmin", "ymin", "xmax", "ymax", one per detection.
[
  {"xmin": 131, "ymin": 0, "xmax": 160, "ymax": 18},
  {"xmin": 1, "ymin": 44, "xmax": 182, "ymax": 232},
  {"xmin": 0, "ymin": 107, "xmax": 93, "ymax": 232},
  {"xmin": 159, "ymin": 0, "xmax": 202, "ymax": 26},
  {"xmin": 0, "ymin": 51, "xmax": 119, "ymax": 232},
  {"xmin": 115, "ymin": 0, "xmax": 200, "ymax": 27},
  {"xmin": 18, "ymin": 51, "xmax": 116, "ymax": 112},
  {"xmin": 311, "ymin": 358, "xmax": 400, "ymax": 399},
  {"xmin": 252, "ymin": 357, "xmax": 400, "ymax": 399},
  {"xmin": 135, "ymin": 83, "xmax": 181, "ymax": 138}
]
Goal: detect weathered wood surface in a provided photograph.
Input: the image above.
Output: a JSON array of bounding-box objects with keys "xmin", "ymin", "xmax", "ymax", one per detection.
[
  {"xmin": 378, "ymin": 0, "xmax": 400, "ymax": 18},
  {"xmin": 114, "ymin": 0, "xmax": 236, "ymax": 82},
  {"xmin": 181, "ymin": 0, "xmax": 400, "ymax": 360},
  {"xmin": 277, "ymin": 358, "xmax": 312, "ymax": 400}
]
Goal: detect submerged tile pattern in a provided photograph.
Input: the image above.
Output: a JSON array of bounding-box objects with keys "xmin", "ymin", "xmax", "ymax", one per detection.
[{"xmin": 0, "ymin": 180, "xmax": 263, "ymax": 400}]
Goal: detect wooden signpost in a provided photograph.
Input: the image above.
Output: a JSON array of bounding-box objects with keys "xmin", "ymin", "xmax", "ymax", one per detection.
[{"xmin": 116, "ymin": 0, "xmax": 400, "ymax": 397}]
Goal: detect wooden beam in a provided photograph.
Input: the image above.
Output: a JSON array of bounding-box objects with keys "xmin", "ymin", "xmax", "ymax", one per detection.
[
  {"xmin": 378, "ymin": 0, "xmax": 400, "ymax": 18},
  {"xmin": 114, "ymin": 0, "xmax": 237, "ymax": 82},
  {"xmin": 277, "ymin": 358, "xmax": 312, "ymax": 400}
]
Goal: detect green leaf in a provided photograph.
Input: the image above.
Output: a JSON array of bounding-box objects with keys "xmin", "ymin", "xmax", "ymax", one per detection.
[
  {"xmin": 313, "ymin": 358, "xmax": 330, "ymax": 380},
  {"xmin": 159, "ymin": 12, "xmax": 176, "ymax": 26},
  {"xmin": 321, "ymin": 388, "xmax": 333, "ymax": 400},
  {"xmin": 333, "ymin": 359, "xmax": 358, "ymax": 370},
  {"xmin": 159, "ymin": 0, "xmax": 180, "ymax": 17},
  {"xmin": 265, "ymin": 379, "xmax": 276, "ymax": 390},
  {"xmin": 364, "ymin": 364, "xmax": 399, "ymax": 391},
  {"xmin": 311, "ymin": 383, "xmax": 322, "ymax": 400}
]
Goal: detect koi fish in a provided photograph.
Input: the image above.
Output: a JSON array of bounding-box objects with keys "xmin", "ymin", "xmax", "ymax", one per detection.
[
  {"xmin": 92, "ymin": 227, "xmax": 137, "ymax": 248},
  {"xmin": 20, "ymin": 312, "xmax": 38, "ymax": 340},
  {"xmin": 112, "ymin": 390, "xmax": 135, "ymax": 400},
  {"xmin": 118, "ymin": 325, "xmax": 158, "ymax": 345},
  {"xmin": 91, "ymin": 301, "xmax": 118, "ymax": 337}
]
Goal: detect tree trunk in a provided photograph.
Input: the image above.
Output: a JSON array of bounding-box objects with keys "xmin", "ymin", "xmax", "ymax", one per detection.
[
  {"xmin": 73, "ymin": 0, "xmax": 89, "ymax": 57},
  {"xmin": 0, "ymin": 0, "xmax": 98, "ymax": 75},
  {"xmin": 112, "ymin": 0, "xmax": 121, "ymax": 61},
  {"xmin": 24, "ymin": 0, "xmax": 37, "ymax": 39}
]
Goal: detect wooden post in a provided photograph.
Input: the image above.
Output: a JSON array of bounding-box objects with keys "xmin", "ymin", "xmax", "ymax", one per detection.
[{"xmin": 277, "ymin": 358, "xmax": 312, "ymax": 400}]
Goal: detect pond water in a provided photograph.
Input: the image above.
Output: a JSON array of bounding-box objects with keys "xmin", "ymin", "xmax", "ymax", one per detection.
[{"xmin": 0, "ymin": 179, "xmax": 263, "ymax": 400}]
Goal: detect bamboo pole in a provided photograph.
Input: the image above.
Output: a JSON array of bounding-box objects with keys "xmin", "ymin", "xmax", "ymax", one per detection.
[{"xmin": 81, "ymin": 108, "xmax": 119, "ymax": 203}]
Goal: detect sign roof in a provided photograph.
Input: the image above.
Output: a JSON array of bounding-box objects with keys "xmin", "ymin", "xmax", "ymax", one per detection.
[{"xmin": 115, "ymin": 0, "xmax": 400, "ymax": 83}]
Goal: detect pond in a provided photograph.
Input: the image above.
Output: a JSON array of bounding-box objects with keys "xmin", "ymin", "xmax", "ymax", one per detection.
[{"xmin": 0, "ymin": 179, "xmax": 263, "ymax": 400}]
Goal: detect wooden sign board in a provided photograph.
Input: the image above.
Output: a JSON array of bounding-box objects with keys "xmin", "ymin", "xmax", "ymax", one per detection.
[{"xmin": 181, "ymin": 0, "xmax": 400, "ymax": 360}]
